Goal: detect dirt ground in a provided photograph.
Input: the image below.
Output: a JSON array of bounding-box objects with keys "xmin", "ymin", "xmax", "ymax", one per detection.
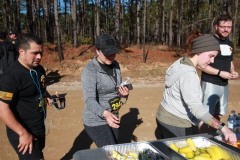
[{"xmin": 0, "ymin": 44, "xmax": 240, "ymax": 160}]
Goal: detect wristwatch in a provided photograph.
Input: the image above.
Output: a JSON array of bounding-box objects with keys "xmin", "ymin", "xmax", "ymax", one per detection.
[{"xmin": 217, "ymin": 122, "xmax": 225, "ymax": 130}]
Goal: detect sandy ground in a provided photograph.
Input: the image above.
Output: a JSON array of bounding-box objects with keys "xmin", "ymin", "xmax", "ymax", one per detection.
[{"xmin": 0, "ymin": 79, "xmax": 240, "ymax": 160}]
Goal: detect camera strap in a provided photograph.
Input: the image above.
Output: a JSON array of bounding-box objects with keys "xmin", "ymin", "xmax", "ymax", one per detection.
[{"xmin": 52, "ymin": 96, "xmax": 66, "ymax": 110}]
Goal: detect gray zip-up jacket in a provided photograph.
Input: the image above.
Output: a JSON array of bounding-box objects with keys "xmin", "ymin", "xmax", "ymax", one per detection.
[
  {"xmin": 81, "ymin": 57, "xmax": 122, "ymax": 126},
  {"xmin": 160, "ymin": 58, "xmax": 213, "ymax": 126}
]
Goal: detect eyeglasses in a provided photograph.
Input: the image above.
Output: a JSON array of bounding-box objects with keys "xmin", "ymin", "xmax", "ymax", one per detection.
[{"xmin": 218, "ymin": 25, "xmax": 232, "ymax": 29}]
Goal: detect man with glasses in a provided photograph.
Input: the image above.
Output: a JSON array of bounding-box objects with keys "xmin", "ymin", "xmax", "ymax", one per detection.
[{"xmin": 199, "ymin": 14, "xmax": 239, "ymax": 132}]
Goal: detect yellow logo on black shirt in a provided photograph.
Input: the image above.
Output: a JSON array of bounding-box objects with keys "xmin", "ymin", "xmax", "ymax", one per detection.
[
  {"xmin": 0, "ymin": 91, "xmax": 13, "ymax": 101},
  {"xmin": 41, "ymin": 75, "xmax": 46, "ymax": 88}
]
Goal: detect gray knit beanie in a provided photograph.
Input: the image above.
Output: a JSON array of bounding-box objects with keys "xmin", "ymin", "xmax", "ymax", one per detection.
[{"xmin": 191, "ymin": 34, "xmax": 220, "ymax": 54}]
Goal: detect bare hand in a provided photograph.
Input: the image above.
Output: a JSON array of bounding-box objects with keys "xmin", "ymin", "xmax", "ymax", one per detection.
[
  {"xmin": 47, "ymin": 91, "xmax": 59, "ymax": 105},
  {"xmin": 18, "ymin": 131, "xmax": 35, "ymax": 155},
  {"xmin": 103, "ymin": 110, "xmax": 120, "ymax": 128},
  {"xmin": 219, "ymin": 71, "xmax": 232, "ymax": 80},
  {"xmin": 230, "ymin": 71, "xmax": 239, "ymax": 79},
  {"xmin": 118, "ymin": 86, "xmax": 129, "ymax": 97},
  {"xmin": 221, "ymin": 126, "xmax": 237, "ymax": 145}
]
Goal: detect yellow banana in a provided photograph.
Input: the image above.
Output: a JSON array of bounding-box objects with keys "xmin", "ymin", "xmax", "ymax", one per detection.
[
  {"xmin": 127, "ymin": 151, "xmax": 138, "ymax": 159},
  {"xmin": 179, "ymin": 146, "xmax": 193, "ymax": 154},
  {"xmin": 212, "ymin": 146, "xmax": 232, "ymax": 160},
  {"xmin": 170, "ymin": 143, "xmax": 179, "ymax": 153},
  {"xmin": 185, "ymin": 151, "xmax": 195, "ymax": 159},
  {"xmin": 187, "ymin": 138, "xmax": 197, "ymax": 151},
  {"xmin": 194, "ymin": 149, "xmax": 201, "ymax": 156},
  {"xmin": 111, "ymin": 150, "xmax": 122, "ymax": 159},
  {"xmin": 206, "ymin": 147, "xmax": 221, "ymax": 160},
  {"xmin": 199, "ymin": 153, "xmax": 211, "ymax": 157},
  {"xmin": 194, "ymin": 155, "xmax": 213, "ymax": 160},
  {"xmin": 200, "ymin": 148, "xmax": 207, "ymax": 154},
  {"xmin": 210, "ymin": 145, "xmax": 223, "ymax": 159}
]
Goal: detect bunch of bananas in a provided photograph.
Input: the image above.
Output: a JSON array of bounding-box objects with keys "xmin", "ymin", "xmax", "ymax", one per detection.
[
  {"xmin": 169, "ymin": 138, "xmax": 233, "ymax": 160},
  {"xmin": 111, "ymin": 150, "xmax": 138, "ymax": 160},
  {"xmin": 110, "ymin": 149, "xmax": 165, "ymax": 160}
]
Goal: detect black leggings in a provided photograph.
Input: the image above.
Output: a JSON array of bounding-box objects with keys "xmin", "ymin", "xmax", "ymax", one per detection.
[
  {"xmin": 7, "ymin": 130, "xmax": 45, "ymax": 160},
  {"xmin": 84, "ymin": 124, "xmax": 118, "ymax": 147}
]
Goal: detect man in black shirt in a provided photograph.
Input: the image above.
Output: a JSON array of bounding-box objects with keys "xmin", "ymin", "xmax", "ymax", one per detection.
[
  {"xmin": 200, "ymin": 14, "xmax": 239, "ymax": 125},
  {"xmin": 7, "ymin": 30, "xmax": 18, "ymax": 46},
  {"xmin": 0, "ymin": 31, "xmax": 18, "ymax": 77},
  {"xmin": 0, "ymin": 34, "xmax": 52, "ymax": 160}
]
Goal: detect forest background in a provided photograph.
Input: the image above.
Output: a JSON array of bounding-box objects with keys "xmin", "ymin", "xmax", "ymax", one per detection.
[{"xmin": 1, "ymin": 0, "xmax": 240, "ymax": 62}]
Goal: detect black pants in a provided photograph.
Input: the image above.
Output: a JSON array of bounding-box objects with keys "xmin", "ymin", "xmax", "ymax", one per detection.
[
  {"xmin": 84, "ymin": 124, "xmax": 118, "ymax": 148},
  {"xmin": 156, "ymin": 119, "xmax": 198, "ymax": 139},
  {"xmin": 7, "ymin": 130, "xmax": 45, "ymax": 160}
]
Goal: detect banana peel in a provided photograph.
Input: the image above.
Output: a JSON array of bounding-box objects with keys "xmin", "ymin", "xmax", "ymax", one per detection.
[
  {"xmin": 199, "ymin": 153, "xmax": 211, "ymax": 158},
  {"xmin": 186, "ymin": 151, "xmax": 195, "ymax": 159},
  {"xmin": 170, "ymin": 143, "xmax": 179, "ymax": 153},
  {"xmin": 211, "ymin": 145, "xmax": 231, "ymax": 160},
  {"xmin": 206, "ymin": 147, "xmax": 221, "ymax": 160},
  {"xmin": 111, "ymin": 150, "xmax": 123, "ymax": 159},
  {"xmin": 179, "ymin": 146, "xmax": 193, "ymax": 154},
  {"xmin": 187, "ymin": 138, "xmax": 197, "ymax": 151},
  {"xmin": 210, "ymin": 145, "xmax": 223, "ymax": 160},
  {"xmin": 127, "ymin": 151, "xmax": 138, "ymax": 159}
]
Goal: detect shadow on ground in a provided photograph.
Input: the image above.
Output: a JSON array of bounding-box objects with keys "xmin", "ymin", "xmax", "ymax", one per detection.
[
  {"xmin": 46, "ymin": 70, "xmax": 64, "ymax": 86},
  {"xmin": 60, "ymin": 129, "xmax": 93, "ymax": 160},
  {"xmin": 60, "ymin": 107, "xmax": 143, "ymax": 159},
  {"xmin": 119, "ymin": 107, "xmax": 143, "ymax": 143}
]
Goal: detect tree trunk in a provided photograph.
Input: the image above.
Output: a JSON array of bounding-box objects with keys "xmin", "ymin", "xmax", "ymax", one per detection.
[
  {"xmin": 120, "ymin": 0, "xmax": 124, "ymax": 44},
  {"xmin": 71, "ymin": 0, "xmax": 77, "ymax": 47},
  {"xmin": 42, "ymin": 0, "xmax": 52, "ymax": 42},
  {"xmin": 32, "ymin": 0, "xmax": 36, "ymax": 33},
  {"xmin": 15, "ymin": 0, "xmax": 21, "ymax": 32},
  {"xmin": 64, "ymin": 0, "xmax": 68, "ymax": 34},
  {"xmin": 36, "ymin": 0, "xmax": 41, "ymax": 37},
  {"xmin": 54, "ymin": 0, "xmax": 64, "ymax": 61},
  {"xmin": 137, "ymin": 0, "xmax": 140, "ymax": 46},
  {"xmin": 106, "ymin": 0, "xmax": 110, "ymax": 33},
  {"xmin": 177, "ymin": 1, "xmax": 183, "ymax": 47},
  {"xmin": 26, "ymin": 0, "xmax": 34, "ymax": 33},
  {"xmin": 2, "ymin": 0, "xmax": 8, "ymax": 31},
  {"xmin": 143, "ymin": 0, "xmax": 146, "ymax": 63},
  {"xmin": 161, "ymin": 0, "xmax": 165, "ymax": 44},
  {"xmin": 233, "ymin": 0, "xmax": 238, "ymax": 44},
  {"xmin": 169, "ymin": 0, "xmax": 174, "ymax": 46},
  {"xmin": 154, "ymin": 0, "xmax": 160, "ymax": 43},
  {"xmin": 95, "ymin": 0, "xmax": 100, "ymax": 36},
  {"xmin": 115, "ymin": 0, "xmax": 120, "ymax": 41}
]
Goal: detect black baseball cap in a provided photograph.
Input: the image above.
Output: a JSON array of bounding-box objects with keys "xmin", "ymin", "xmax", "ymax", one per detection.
[
  {"xmin": 95, "ymin": 34, "xmax": 119, "ymax": 56},
  {"xmin": 9, "ymin": 30, "xmax": 17, "ymax": 34}
]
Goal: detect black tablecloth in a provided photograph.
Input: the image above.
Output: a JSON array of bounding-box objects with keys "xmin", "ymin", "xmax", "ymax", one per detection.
[{"xmin": 73, "ymin": 133, "xmax": 239, "ymax": 160}]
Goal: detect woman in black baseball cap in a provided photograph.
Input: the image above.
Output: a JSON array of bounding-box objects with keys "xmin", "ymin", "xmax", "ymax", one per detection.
[{"xmin": 81, "ymin": 34, "xmax": 131, "ymax": 147}]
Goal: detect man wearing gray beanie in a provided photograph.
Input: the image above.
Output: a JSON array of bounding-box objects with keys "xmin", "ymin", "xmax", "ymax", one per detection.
[
  {"xmin": 200, "ymin": 14, "xmax": 239, "ymax": 133},
  {"xmin": 156, "ymin": 32, "xmax": 237, "ymax": 144}
]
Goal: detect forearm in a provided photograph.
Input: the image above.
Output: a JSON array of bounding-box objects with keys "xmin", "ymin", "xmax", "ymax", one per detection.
[
  {"xmin": 206, "ymin": 117, "xmax": 221, "ymax": 129},
  {"xmin": 85, "ymin": 98, "xmax": 105, "ymax": 117},
  {"xmin": 230, "ymin": 61, "xmax": 237, "ymax": 73},
  {"xmin": 0, "ymin": 104, "xmax": 28, "ymax": 136},
  {"xmin": 201, "ymin": 65, "xmax": 219, "ymax": 75}
]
